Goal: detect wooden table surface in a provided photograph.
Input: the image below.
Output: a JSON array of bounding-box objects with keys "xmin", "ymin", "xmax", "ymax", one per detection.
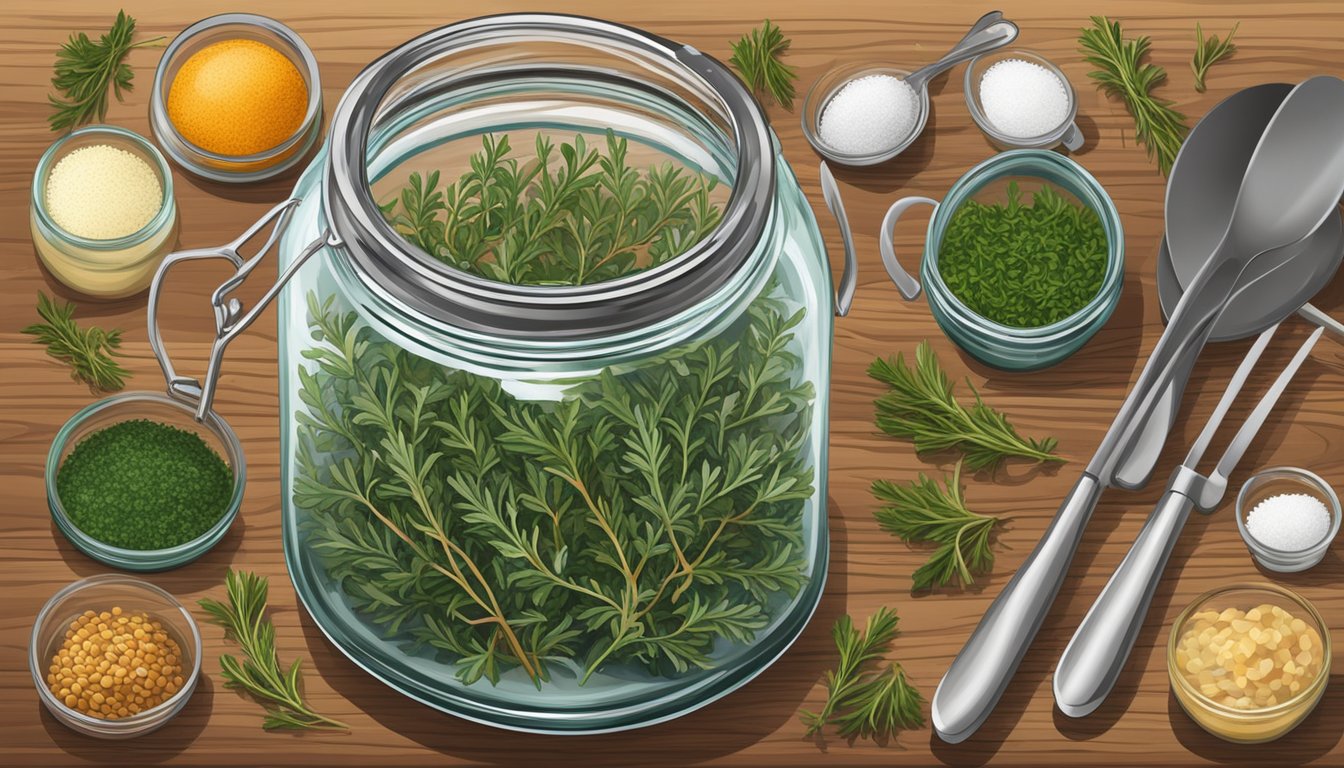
[{"xmin": 4, "ymin": 1, "xmax": 1344, "ymax": 765}]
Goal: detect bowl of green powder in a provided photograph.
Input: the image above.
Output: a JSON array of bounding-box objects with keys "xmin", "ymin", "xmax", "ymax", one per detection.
[
  {"xmin": 880, "ymin": 150, "xmax": 1123, "ymax": 370},
  {"xmin": 47, "ymin": 392, "xmax": 244, "ymax": 571}
]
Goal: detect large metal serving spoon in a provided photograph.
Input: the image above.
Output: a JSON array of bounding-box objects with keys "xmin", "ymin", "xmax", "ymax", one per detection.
[
  {"xmin": 932, "ymin": 75, "xmax": 1344, "ymax": 744},
  {"xmin": 1110, "ymin": 83, "xmax": 1344, "ymax": 491}
]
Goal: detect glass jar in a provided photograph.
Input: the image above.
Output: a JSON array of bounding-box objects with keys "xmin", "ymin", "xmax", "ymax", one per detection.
[
  {"xmin": 30, "ymin": 125, "xmax": 179, "ymax": 299},
  {"xmin": 880, "ymin": 150, "xmax": 1123, "ymax": 370},
  {"xmin": 150, "ymin": 14, "xmax": 841, "ymax": 734}
]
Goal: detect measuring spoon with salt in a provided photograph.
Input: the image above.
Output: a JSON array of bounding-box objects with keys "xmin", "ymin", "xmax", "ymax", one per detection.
[{"xmin": 801, "ymin": 11, "xmax": 1018, "ymax": 166}]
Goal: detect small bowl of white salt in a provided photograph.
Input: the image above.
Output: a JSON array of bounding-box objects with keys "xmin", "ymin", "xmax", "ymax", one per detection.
[
  {"xmin": 801, "ymin": 64, "xmax": 928, "ymax": 167},
  {"xmin": 964, "ymin": 50, "xmax": 1082, "ymax": 152},
  {"xmin": 1236, "ymin": 467, "xmax": 1341, "ymax": 573}
]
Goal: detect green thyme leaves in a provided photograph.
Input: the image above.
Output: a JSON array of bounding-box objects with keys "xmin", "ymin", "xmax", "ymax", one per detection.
[
  {"xmin": 937, "ymin": 181, "xmax": 1108, "ymax": 329},
  {"xmin": 23, "ymin": 292, "xmax": 131, "ymax": 392},
  {"xmin": 868, "ymin": 341, "xmax": 1061, "ymax": 471},
  {"xmin": 729, "ymin": 20, "xmax": 798, "ymax": 110},
  {"xmin": 294, "ymin": 289, "xmax": 814, "ymax": 687},
  {"xmin": 378, "ymin": 131, "xmax": 723, "ymax": 286},
  {"xmin": 873, "ymin": 463, "xmax": 1002, "ymax": 590},
  {"xmin": 1192, "ymin": 23, "xmax": 1239, "ymax": 93},
  {"xmin": 48, "ymin": 10, "xmax": 165, "ymax": 132},
  {"xmin": 1079, "ymin": 16, "xmax": 1189, "ymax": 175},
  {"xmin": 800, "ymin": 607, "xmax": 925, "ymax": 741}
]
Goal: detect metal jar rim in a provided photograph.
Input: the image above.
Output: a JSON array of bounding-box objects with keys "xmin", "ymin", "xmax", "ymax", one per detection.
[{"xmin": 320, "ymin": 12, "xmax": 775, "ymax": 340}]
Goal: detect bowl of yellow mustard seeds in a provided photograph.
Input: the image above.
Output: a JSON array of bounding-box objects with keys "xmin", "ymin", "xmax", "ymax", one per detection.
[
  {"xmin": 1168, "ymin": 583, "xmax": 1329, "ymax": 743},
  {"xmin": 149, "ymin": 13, "xmax": 323, "ymax": 182},
  {"xmin": 30, "ymin": 574, "xmax": 201, "ymax": 738}
]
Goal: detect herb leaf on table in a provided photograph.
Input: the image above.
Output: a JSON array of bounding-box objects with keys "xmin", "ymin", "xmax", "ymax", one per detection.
[
  {"xmin": 199, "ymin": 570, "xmax": 350, "ymax": 732},
  {"xmin": 48, "ymin": 10, "xmax": 166, "ymax": 132},
  {"xmin": 729, "ymin": 20, "xmax": 798, "ymax": 110},
  {"xmin": 873, "ymin": 462, "xmax": 1001, "ymax": 590},
  {"xmin": 22, "ymin": 292, "xmax": 130, "ymax": 392},
  {"xmin": 1192, "ymin": 22, "xmax": 1239, "ymax": 93},
  {"xmin": 799, "ymin": 607, "xmax": 925, "ymax": 741},
  {"xmin": 868, "ymin": 341, "xmax": 1061, "ymax": 471},
  {"xmin": 1078, "ymin": 16, "xmax": 1189, "ymax": 175}
]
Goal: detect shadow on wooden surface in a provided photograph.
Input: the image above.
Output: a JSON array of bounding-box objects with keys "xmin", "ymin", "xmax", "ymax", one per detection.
[{"xmin": 39, "ymin": 674, "xmax": 215, "ymax": 762}]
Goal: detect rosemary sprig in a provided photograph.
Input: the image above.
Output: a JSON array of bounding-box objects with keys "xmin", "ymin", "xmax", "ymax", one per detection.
[
  {"xmin": 22, "ymin": 292, "xmax": 130, "ymax": 392},
  {"xmin": 799, "ymin": 607, "xmax": 925, "ymax": 741},
  {"xmin": 729, "ymin": 20, "xmax": 798, "ymax": 110},
  {"xmin": 873, "ymin": 462, "xmax": 1001, "ymax": 590},
  {"xmin": 867, "ymin": 341, "xmax": 1061, "ymax": 471},
  {"xmin": 1078, "ymin": 16, "xmax": 1189, "ymax": 175},
  {"xmin": 199, "ymin": 570, "xmax": 349, "ymax": 732},
  {"xmin": 1192, "ymin": 22, "xmax": 1238, "ymax": 93},
  {"xmin": 48, "ymin": 10, "xmax": 165, "ymax": 132}
]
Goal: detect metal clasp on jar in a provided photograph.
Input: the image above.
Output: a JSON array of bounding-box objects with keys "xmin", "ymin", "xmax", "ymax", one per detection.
[{"xmin": 146, "ymin": 198, "xmax": 339, "ymax": 421}]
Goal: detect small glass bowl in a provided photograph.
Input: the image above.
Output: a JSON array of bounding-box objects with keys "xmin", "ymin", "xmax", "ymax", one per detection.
[
  {"xmin": 919, "ymin": 150, "xmax": 1124, "ymax": 370},
  {"xmin": 30, "ymin": 574, "xmax": 202, "ymax": 739},
  {"xmin": 964, "ymin": 50, "xmax": 1081, "ymax": 151},
  {"xmin": 1168, "ymin": 583, "xmax": 1330, "ymax": 743},
  {"xmin": 150, "ymin": 13, "xmax": 323, "ymax": 182},
  {"xmin": 30, "ymin": 125, "xmax": 179, "ymax": 300},
  {"xmin": 801, "ymin": 64, "xmax": 928, "ymax": 166},
  {"xmin": 1236, "ymin": 467, "xmax": 1341, "ymax": 573},
  {"xmin": 47, "ymin": 392, "xmax": 245, "ymax": 571}
]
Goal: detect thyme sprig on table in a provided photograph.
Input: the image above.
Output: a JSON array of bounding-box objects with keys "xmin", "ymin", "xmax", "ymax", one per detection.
[
  {"xmin": 48, "ymin": 10, "xmax": 165, "ymax": 132},
  {"xmin": 1078, "ymin": 16, "xmax": 1189, "ymax": 175},
  {"xmin": 294, "ymin": 288, "xmax": 815, "ymax": 686},
  {"xmin": 729, "ymin": 20, "xmax": 798, "ymax": 110},
  {"xmin": 868, "ymin": 341, "xmax": 1061, "ymax": 471},
  {"xmin": 199, "ymin": 570, "xmax": 349, "ymax": 731},
  {"xmin": 379, "ymin": 131, "xmax": 723, "ymax": 286},
  {"xmin": 800, "ymin": 607, "xmax": 924, "ymax": 741},
  {"xmin": 1192, "ymin": 23, "xmax": 1239, "ymax": 93},
  {"xmin": 873, "ymin": 462, "xmax": 1002, "ymax": 590},
  {"xmin": 22, "ymin": 292, "xmax": 130, "ymax": 392}
]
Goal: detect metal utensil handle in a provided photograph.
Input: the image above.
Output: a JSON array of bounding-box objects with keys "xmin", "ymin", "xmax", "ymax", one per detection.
[
  {"xmin": 819, "ymin": 162, "xmax": 859, "ymax": 316},
  {"xmin": 879, "ymin": 196, "xmax": 936, "ymax": 300},
  {"xmin": 904, "ymin": 12, "xmax": 1018, "ymax": 92},
  {"xmin": 147, "ymin": 198, "xmax": 336, "ymax": 421},
  {"xmin": 931, "ymin": 473, "xmax": 1103, "ymax": 743},
  {"xmin": 1052, "ymin": 484, "xmax": 1195, "ymax": 717}
]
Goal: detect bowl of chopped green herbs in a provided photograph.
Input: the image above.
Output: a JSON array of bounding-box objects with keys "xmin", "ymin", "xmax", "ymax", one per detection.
[
  {"xmin": 46, "ymin": 391, "xmax": 244, "ymax": 571},
  {"xmin": 881, "ymin": 149, "xmax": 1123, "ymax": 370}
]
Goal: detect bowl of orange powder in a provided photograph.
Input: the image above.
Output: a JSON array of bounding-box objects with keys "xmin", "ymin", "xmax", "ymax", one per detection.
[{"xmin": 150, "ymin": 13, "xmax": 322, "ymax": 182}]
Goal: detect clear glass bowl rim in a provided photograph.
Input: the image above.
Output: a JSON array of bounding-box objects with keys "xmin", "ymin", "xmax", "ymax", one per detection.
[
  {"xmin": 46, "ymin": 391, "xmax": 246, "ymax": 568},
  {"xmin": 1167, "ymin": 581, "xmax": 1331, "ymax": 718},
  {"xmin": 30, "ymin": 125, "xmax": 177, "ymax": 256},
  {"xmin": 963, "ymin": 49, "xmax": 1078, "ymax": 145},
  {"xmin": 800, "ymin": 63, "xmax": 929, "ymax": 164},
  {"xmin": 921, "ymin": 149, "xmax": 1125, "ymax": 340},
  {"xmin": 28, "ymin": 573, "xmax": 204, "ymax": 729},
  {"xmin": 1235, "ymin": 466, "xmax": 1342, "ymax": 558}
]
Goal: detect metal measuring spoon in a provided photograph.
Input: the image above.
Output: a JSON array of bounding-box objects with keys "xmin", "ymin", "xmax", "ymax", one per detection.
[
  {"xmin": 801, "ymin": 11, "xmax": 1018, "ymax": 166},
  {"xmin": 1111, "ymin": 84, "xmax": 1344, "ymax": 491}
]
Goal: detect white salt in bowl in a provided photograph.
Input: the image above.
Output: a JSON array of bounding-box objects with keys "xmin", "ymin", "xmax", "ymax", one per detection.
[
  {"xmin": 802, "ymin": 64, "xmax": 929, "ymax": 166},
  {"xmin": 964, "ymin": 50, "xmax": 1081, "ymax": 152},
  {"xmin": 1236, "ymin": 467, "xmax": 1341, "ymax": 573}
]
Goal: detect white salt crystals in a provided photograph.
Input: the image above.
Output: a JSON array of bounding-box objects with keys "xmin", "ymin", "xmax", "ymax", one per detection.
[
  {"xmin": 819, "ymin": 74, "xmax": 919, "ymax": 156},
  {"xmin": 978, "ymin": 58, "xmax": 1070, "ymax": 139},
  {"xmin": 1245, "ymin": 493, "xmax": 1332, "ymax": 552}
]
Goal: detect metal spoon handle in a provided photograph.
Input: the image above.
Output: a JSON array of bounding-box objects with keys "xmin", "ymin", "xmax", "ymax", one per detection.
[
  {"xmin": 904, "ymin": 12, "xmax": 1018, "ymax": 92},
  {"xmin": 1052, "ymin": 487, "xmax": 1194, "ymax": 717},
  {"xmin": 932, "ymin": 474, "xmax": 1103, "ymax": 743}
]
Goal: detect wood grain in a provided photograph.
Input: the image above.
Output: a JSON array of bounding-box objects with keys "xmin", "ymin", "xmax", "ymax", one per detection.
[{"xmin": 3, "ymin": 1, "xmax": 1344, "ymax": 765}]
